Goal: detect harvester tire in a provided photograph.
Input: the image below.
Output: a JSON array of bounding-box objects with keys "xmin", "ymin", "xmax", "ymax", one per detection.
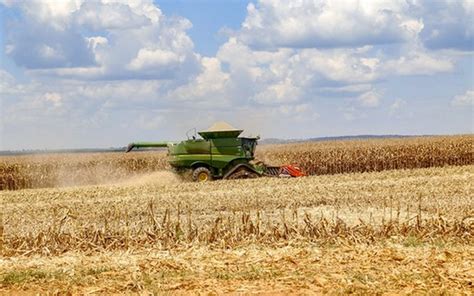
[{"xmin": 192, "ymin": 167, "xmax": 213, "ymax": 182}]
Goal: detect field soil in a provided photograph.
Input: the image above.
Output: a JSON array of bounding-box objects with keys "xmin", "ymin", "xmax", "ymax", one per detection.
[{"xmin": 0, "ymin": 165, "xmax": 473, "ymax": 294}]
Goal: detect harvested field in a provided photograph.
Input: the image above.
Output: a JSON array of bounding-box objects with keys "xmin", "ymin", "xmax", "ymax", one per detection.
[
  {"xmin": 0, "ymin": 135, "xmax": 472, "ymax": 191},
  {"xmin": 1, "ymin": 244, "xmax": 472, "ymax": 294},
  {"xmin": 0, "ymin": 165, "xmax": 473, "ymax": 294}
]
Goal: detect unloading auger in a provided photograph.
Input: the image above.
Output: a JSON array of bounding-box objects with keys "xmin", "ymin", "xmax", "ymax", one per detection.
[{"xmin": 126, "ymin": 122, "xmax": 305, "ymax": 182}]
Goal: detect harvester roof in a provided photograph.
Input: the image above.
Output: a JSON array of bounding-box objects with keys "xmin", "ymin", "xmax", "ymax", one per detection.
[{"xmin": 198, "ymin": 121, "xmax": 243, "ymax": 139}]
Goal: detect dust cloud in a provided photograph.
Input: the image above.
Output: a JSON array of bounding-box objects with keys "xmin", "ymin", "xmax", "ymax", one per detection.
[
  {"xmin": 0, "ymin": 151, "xmax": 176, "ymax": 191},
  {"xmin": 117, "ymin": 170, "xmax": 182, "ymax": 186},
  {"xmin": 54, "ymin": 164, "xmax": 181, "ymax": 189}
]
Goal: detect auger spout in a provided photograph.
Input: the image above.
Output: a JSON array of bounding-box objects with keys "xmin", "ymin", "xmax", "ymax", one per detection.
[{"xmin": 125, "ymin": 141, "xmax": 171, "ymax": 152}]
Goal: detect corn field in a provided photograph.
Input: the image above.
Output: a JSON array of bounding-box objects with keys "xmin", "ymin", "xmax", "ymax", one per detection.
[
  {"xmin": 257, "ymin": 135, "xmax": 473, "ymax": 175},
  {"xmin": 0, "ymin": 137, "xmax": 472, "ymax": 294},
  {"xmin": 0, "ymin": 135, "xmax": 472, "ymax": 191}
]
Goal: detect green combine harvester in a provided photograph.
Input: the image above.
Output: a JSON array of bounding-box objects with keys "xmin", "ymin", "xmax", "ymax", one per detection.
[{"xmin": 126, "ymin": 122, "xmax": 305, "ymax": 182}]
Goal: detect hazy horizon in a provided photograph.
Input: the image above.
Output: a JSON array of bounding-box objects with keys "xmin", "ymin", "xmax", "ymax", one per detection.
[{"xmin": 2, "ymin": 133, "xmax": 471, "ymax": 152}]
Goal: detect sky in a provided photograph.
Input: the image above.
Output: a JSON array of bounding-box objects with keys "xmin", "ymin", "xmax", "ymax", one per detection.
[{"xmin": 0, "ymin": 0, "xmax": 473, "ymax": 150}]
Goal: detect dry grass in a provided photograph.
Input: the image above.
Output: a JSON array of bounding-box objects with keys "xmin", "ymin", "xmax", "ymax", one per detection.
[
  {"xmin": 0, "ymin": 135, "xmax": 472, "ymax": 190},
  {"xmin": 0, "ymin": 165, "xmax": 473, "ymax": 293}
]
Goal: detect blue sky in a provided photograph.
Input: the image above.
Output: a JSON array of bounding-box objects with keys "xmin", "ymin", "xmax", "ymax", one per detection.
[{"xmin": 0, "ymin": 0, "xmax": 472, "ymax": 150}]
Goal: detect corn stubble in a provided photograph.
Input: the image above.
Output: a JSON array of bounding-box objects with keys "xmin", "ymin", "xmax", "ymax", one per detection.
[{"xmin": 1, "ymin": 165, "xmax": 472, "ymax": 255}]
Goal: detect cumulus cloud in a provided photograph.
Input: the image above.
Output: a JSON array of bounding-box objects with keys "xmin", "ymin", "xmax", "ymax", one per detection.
[
  {"xmin": 357, "ymin": 89, "xmax": 381, "ymax": 107},
  {"xmin": 214, "ymin": 35, "xmax": 453, "ymax": 112},
  {"xmin": 390, "ymin": 98, "xmax": 407, "ymax": 111},
  {"xmin": 275, "ymin": 103, "xmax": 319, "ymax": 122},
  {"xmin": 128, "ymin": 48, "xmax": 183, "ymax": 71},
  {"xmin": 417, "ymin": 0, "xmax": 474, "ymax": 51},
  {"xmin": 252, "ymin": 78, "xmax": 302, "ymax": 105},
  {"xmin": 383, "ymin": 52, "xmax": 454, "ymax": 75},
  {"xmin": 169, "ymin": 57, "xmax": 230, "ymax": 107},
  {"xmin": 42, "ymin": 92, "xmax": 63, "ymax": 108},
  {"xmin": 5, "ymin": 20, "xmax": 96, "ymax": 69},
  {"xmin": 74, "ymin": 1, "xmax": 152, "ymax": 31},
  {"xmin": 295, "ymin": 48, "xmax": 380, "ymax": 83},
  {"xmin": 236, "ymin": 0, "xmax": 473, "ymax": 52},
  {"xmin": 238, "ymin": 0, "xmax": 422, "ymax": 49},
  {"xmin": 0, "ymin": 70, "xmax": 16, "ymax": 92},
  {"xmin": 389, "ymin": 98, "xmax": 408, "ymax": 118},
  {"xmin": 215, "ymin": 38, "xmax": 379, "ymax": 107},
  {"xmin": 135, "ymin": 113, "xmax": 165, "ymax": 130},
  {"xmin": 211, "ymin": 3, "xmax": 454, "ymax": 112},
  {"xmin": 452, "ymin": 90, "xmax": 474, "ymax": 106},
  {"xmin": 4, "ymin": 0, "xmax": 200, "ymax": 81}
]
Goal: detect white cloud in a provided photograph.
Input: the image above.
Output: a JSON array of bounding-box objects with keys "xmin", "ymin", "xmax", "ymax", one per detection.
[
  {"xmin": 86, "ymin": 36, "xmax": 108, "ymax": 54},
  {"xmin": 135, "ymin": 113, "xmax": 165, "ymax": 130},
  {"xmin": 297, "ymin": 49, "xmax": 380, "ymax": 83},
  {"xmin": 128, "ymin": 48, "xmax": 183, "ymax": 71},
  {"xmin": 214, "ymin": 36, "xmax": 454, "ymax": 112},
  {"xmin": 237, "ymin": 0, "xmax": 472, "ymax": 52},
  {"xmin": 357, "ymin": 89, "xmax": 381, "ymax": 107},
  {"xmin": 169, "ymin": 57, "xmax": 230, "ymax": 105},
  {"xmin": 216, "ymin": 38, "xmax": 381, "ymax": 107},
  {"xmin": 389, "ymin": 98, "xmax": 408, "ymax": 117},
  {"xmin": 4, "ymin": 0, "xmax": 199, "ymax": 81},
  {"xmin": 276, "ymin": 103, "xmax": 319, "ymax": 122},
  {"xmin": 319, "ymin": 84, "xmax": 373, "ymax": 94},
  {"xmin": 342, "ymin": 105, "xmax": 367, "ymax": 121},
  {"xmin": 74, "ymin": 1, "xmax": 152, "ymax": 30},
  {"xmin": 384, "ymin": 52, "xmax": 454, "ymax": 75},
  {"xmin": 42, "ymin": 92, "xmax": 63, "ymax": 108},
  {"xmin": 238, "ymin": 0, "xmax": 422, "ymax": 49},
  {"xmin": 452, "ymin": 90, "xmax": 474, "ymax": 106},
  {"xmin": 6, "ymin": 22, "xmax": 96, "ymax": 69},
  {"xmin": 390, "ymin": 98, "xmax": 407, "ymax": 111},
  {"xmin": 417, "ymin": 0, "xmax": 474, "ymax": 51},
  {"xmin": 0, "ymin": 70, "xmax": 15, "ymax": 92},
  {"xmin": 13, "ymin": 0, "xmax": 83, "ymax": 30},
  {"xmin": 3, "ymin": 0, "xmax": 161, "ymax": 30},
  {"xmin": 252, "ymin": 78, "xmax": 301, "ymax": 105}
]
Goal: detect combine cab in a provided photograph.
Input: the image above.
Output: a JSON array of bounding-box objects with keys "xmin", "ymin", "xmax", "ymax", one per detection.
[{"xmin": 126, "ymin": 122, "xmax": 305, "ymax": 182}]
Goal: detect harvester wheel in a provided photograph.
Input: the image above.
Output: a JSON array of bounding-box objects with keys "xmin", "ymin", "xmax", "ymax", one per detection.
[{"xmin": 192, "ymin": 167, "xmax": 213, "ymax": 182}]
